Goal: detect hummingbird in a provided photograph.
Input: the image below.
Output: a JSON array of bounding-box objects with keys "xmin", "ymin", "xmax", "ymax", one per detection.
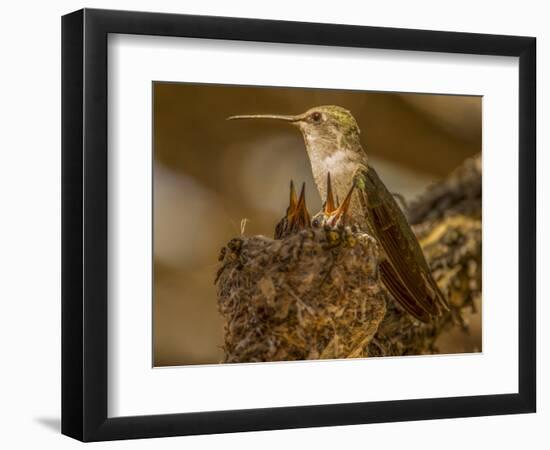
[{"xmin": 228, "ymin": 105, "xmax": 448, "ymax": 323}]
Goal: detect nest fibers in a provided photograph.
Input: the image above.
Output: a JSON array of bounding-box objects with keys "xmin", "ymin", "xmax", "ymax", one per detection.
[{"xmin": 216, "ymin": 227, "xmax": 386, "ymax": 363}]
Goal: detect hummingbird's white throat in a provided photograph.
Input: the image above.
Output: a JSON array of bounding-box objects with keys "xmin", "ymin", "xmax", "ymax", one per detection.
[
  {"xmin": 306, "ymin": 147, "xmax": 362, "ymax": 218},
  {"xmin": 298, "ymin": 117, "xmax": 366, "ymax": 222}
]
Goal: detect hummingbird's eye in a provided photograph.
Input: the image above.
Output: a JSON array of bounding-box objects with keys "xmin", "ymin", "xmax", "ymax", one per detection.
[{"xmin": 311, "ymin": 112, "xmax": 322, "ymax": 123}]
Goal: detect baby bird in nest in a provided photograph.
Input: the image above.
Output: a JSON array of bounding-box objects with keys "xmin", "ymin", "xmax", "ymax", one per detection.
[
  {"xmin": 274, "ymin": 173, "xmax": 356, "ymax": 240},
  {"xmin": 274, "ymin": 181, "xmax": 311, "ymax": 240}
]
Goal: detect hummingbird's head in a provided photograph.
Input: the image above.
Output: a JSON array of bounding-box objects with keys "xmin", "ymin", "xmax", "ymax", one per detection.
[
  {"xmin": 294, "ymin": 106, "xmax": 361, "ymax": 150},
  {"xmin": 228, "ymin": 105, "xmax": 361, "ymax": 154}
]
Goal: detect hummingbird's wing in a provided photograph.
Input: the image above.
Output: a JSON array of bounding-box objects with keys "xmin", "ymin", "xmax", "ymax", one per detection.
[{"xmin": 355, "ymin": 166, "xmax": 449, "ymax": 322}]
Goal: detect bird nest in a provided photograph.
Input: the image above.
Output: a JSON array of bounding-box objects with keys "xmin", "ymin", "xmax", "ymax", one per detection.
[
  {"xmin": 216, "ymin": 226, "xmax": 386, "ymax": 363},
  {"xmin": 215, "ymin": 155, "xmax": 483, "ymax": 362}
]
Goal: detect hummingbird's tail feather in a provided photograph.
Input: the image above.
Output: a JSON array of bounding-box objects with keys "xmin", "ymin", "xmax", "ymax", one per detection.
[{"xmin": 380, "ymin": 261, "xmax": 432, "ymax": 323}]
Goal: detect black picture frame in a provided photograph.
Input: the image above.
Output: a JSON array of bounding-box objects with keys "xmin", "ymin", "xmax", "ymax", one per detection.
[{"xmin": 61, "ymin": 8, "xmax": 536, "ymax": 442}]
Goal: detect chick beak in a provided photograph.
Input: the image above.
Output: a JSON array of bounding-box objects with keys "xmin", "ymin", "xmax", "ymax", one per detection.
[
  {"xmin": 328, "ymin": 184, "xmax": 355, "ymax": 226},
  {"xmin": 324, "ymin": 172, "xmax": 337, "ymax": 215},
  {"xmin": 287, "ymin": 180, "xmax": 298, "ymax": 219},
  {"xmin": 291, "ymin": 182, "xmax": 311, "ymax": 230}
]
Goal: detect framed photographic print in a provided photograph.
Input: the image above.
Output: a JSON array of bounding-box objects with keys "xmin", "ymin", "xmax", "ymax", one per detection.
[{"xmin": 61, "ymin": 8, "xmax": 536, "ymax": 441}]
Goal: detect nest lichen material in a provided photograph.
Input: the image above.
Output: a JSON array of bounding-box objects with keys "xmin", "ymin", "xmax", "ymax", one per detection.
[{"xmin": 216, "ymin": 227, "xmax": 386, "ymax": 363}]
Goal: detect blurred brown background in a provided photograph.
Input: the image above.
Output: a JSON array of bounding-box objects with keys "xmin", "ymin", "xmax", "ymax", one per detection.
[{"xmin": 153, "ymin": 82, "xmax": 481, "ymax": 366}]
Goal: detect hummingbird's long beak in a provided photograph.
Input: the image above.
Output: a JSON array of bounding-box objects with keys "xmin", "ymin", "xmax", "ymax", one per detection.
[{"xmin": 227, "ymin": 113, "xmax": 303, "ymax": 123}]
